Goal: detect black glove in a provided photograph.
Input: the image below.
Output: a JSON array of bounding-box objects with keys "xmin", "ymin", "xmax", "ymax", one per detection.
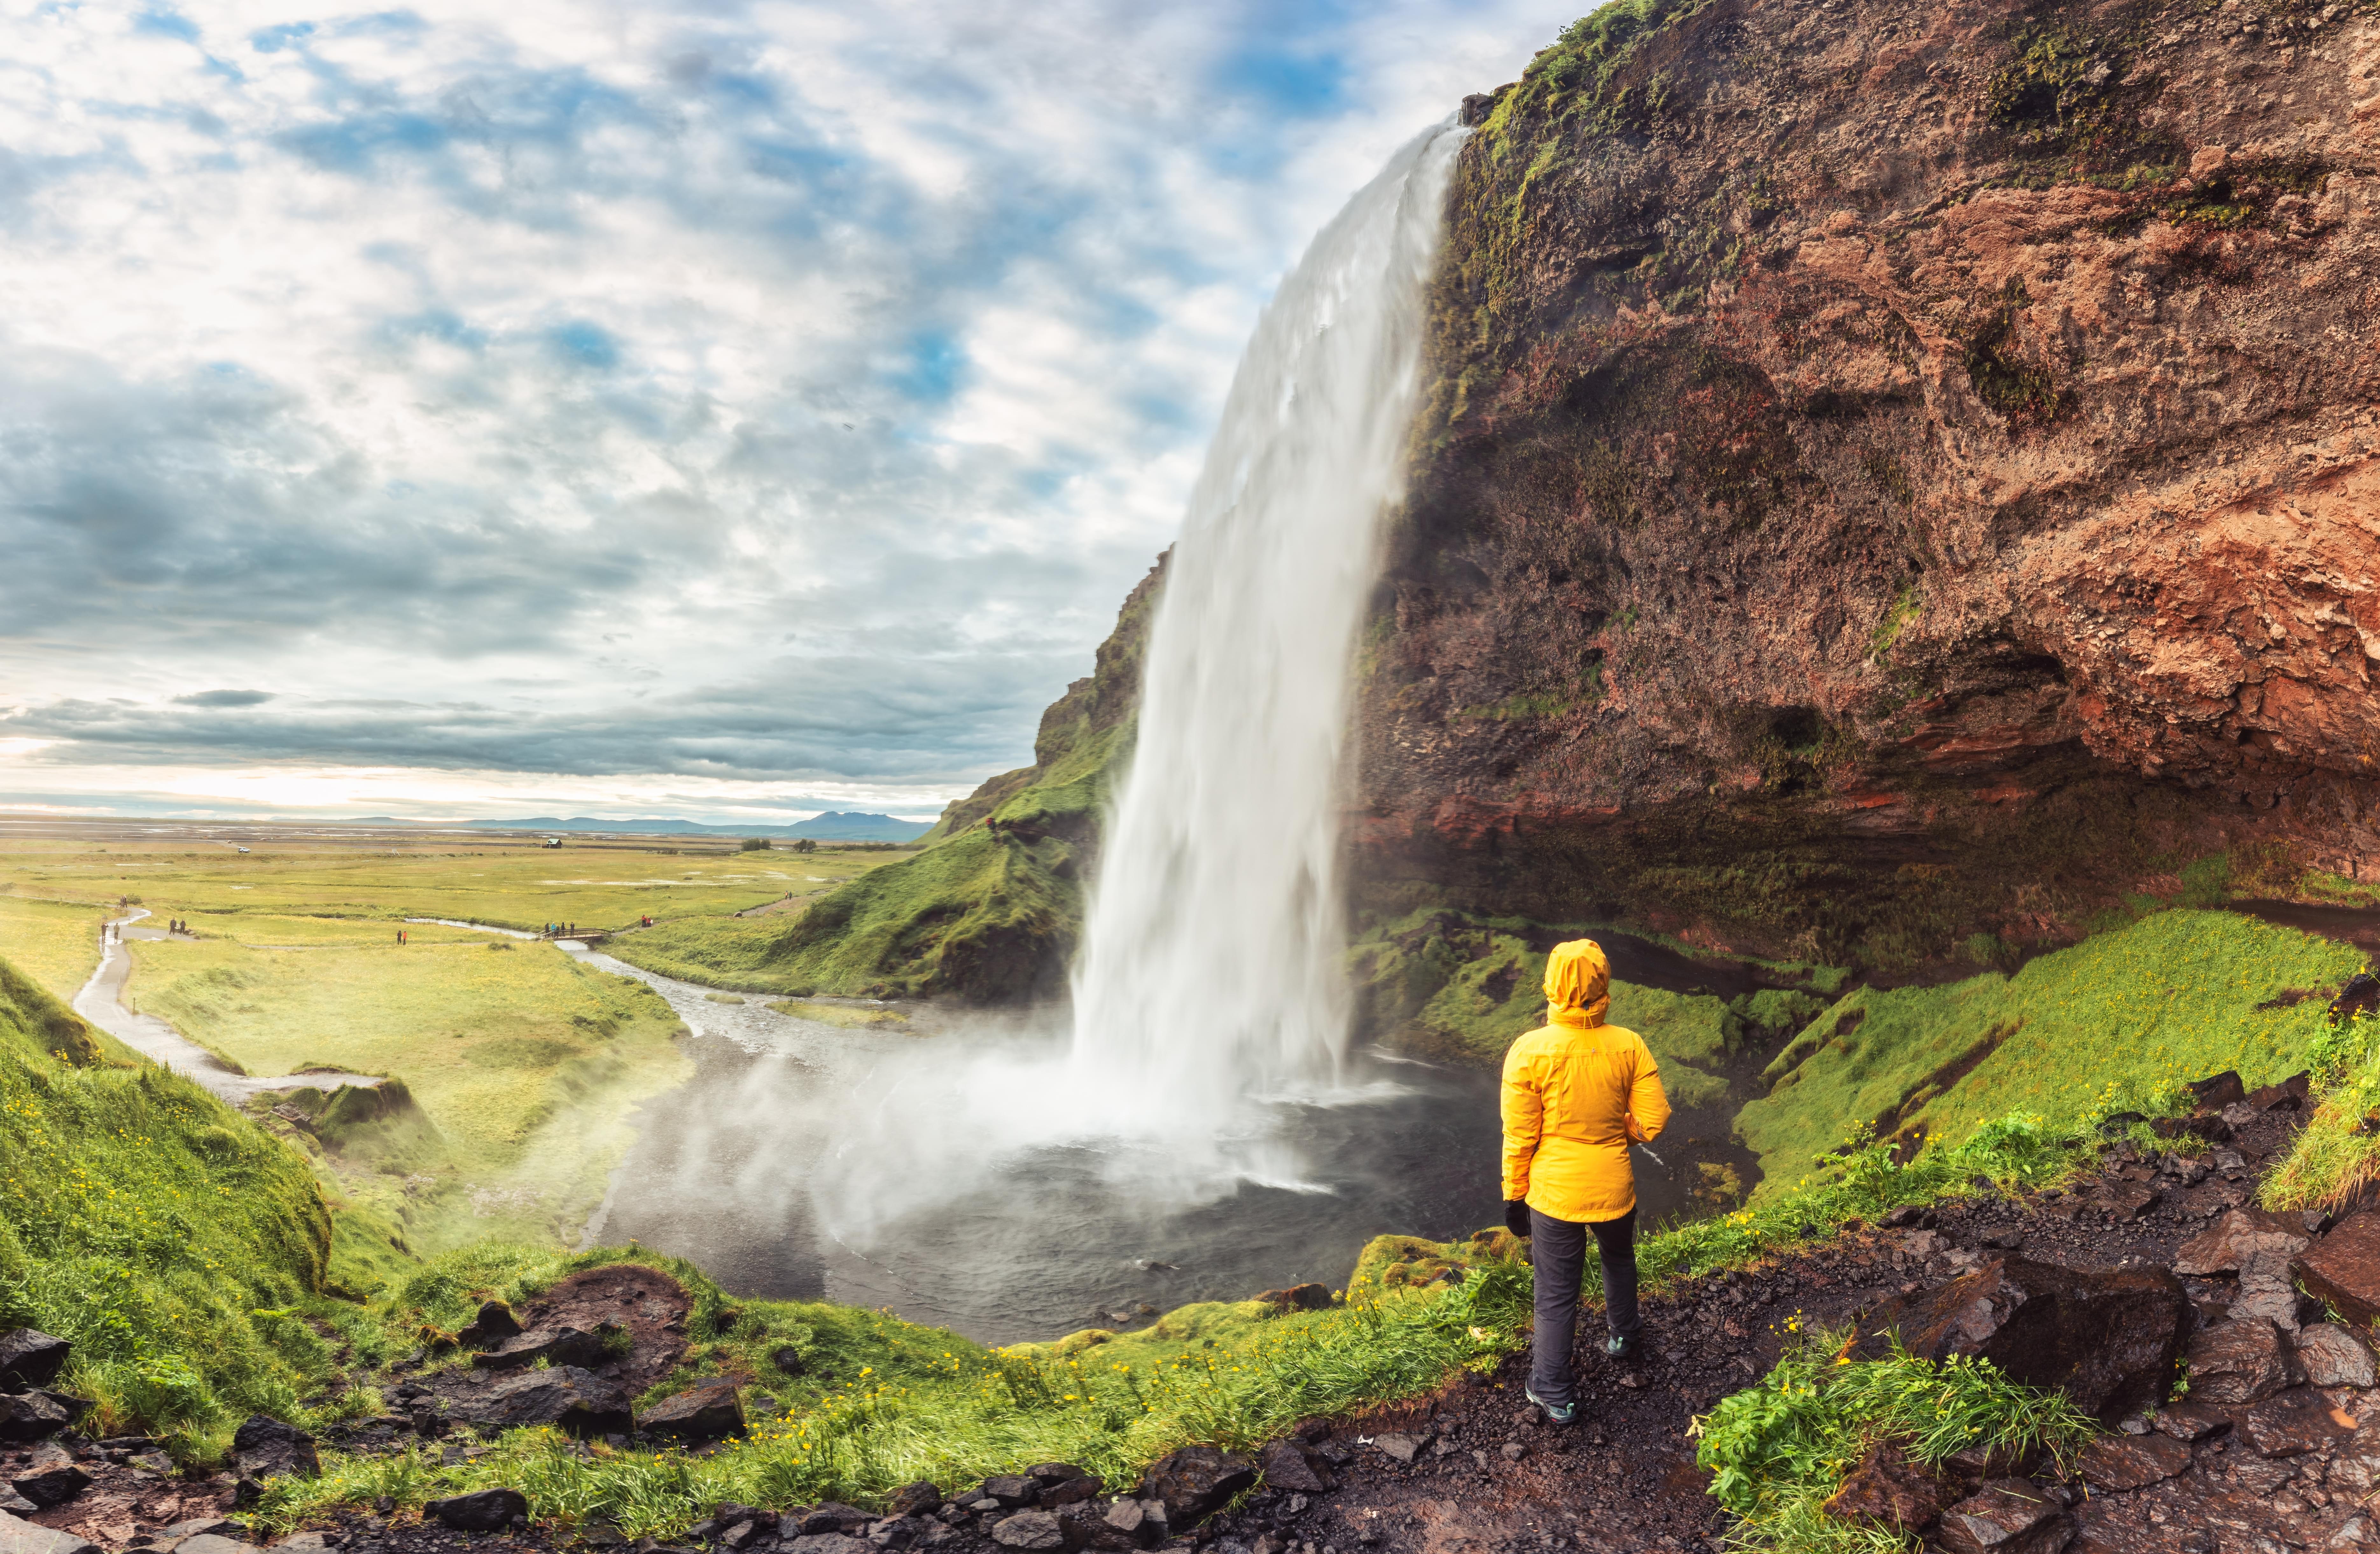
[{"xmin": 1505, "ymin": 1199, "xmax": 1532, "ymax": 1237}]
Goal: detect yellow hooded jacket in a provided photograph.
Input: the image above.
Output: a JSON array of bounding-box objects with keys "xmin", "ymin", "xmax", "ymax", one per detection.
[{"xmin": 1500, "ymin": 939, "xmax": 1671, "ymax": 1223}]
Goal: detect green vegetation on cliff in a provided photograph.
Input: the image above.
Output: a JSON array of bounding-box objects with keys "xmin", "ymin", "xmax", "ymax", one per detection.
[
  {"xmin": 1736, "ymin": 909, "xmax": 2364, "ymax": 1192},
  {"xmin": 606, "ymin": 556, "xmax": 1166, "ymax": 1002},
  {"xmin": 1349, "ymin": 907, "xmax": 1832, "ymax": 1105},
  {"xmin": 0, "ymin": 953, "xmax": 351, "ymax": 1444}
]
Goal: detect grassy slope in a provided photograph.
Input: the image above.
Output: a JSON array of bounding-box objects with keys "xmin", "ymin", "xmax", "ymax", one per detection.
[
  {"xmin": 0, "ymin": 893, "xmax": 108, "ymax": 1003},
  {"xmin": 0, "ymin": 951, "xmax": 351, "ymax": 1445},
  {"xmin": 605, "ymin": 559, "xmax": 1166, "ymax": 1002},
  {"xmin": 125, "ymin": 935, "xmax": 691, "ymax": 1254},
  {"xmin": 1736, "ymin": 909, "xmax": 2366, "ymax": 1194}
]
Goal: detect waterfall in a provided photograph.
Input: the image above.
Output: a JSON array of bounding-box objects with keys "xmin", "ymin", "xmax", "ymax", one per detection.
[
  {"xmin": 1067, "ymin": 122, "xmax": 1463, "ymax": 1132},
  {"xmin": 804, "ymin": 124, "xmax": 1466, "ymax": 1248}
]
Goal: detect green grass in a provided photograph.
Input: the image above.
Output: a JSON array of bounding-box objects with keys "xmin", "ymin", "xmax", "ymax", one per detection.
[
  {"xmin": 252, "ymin": 1244, "xmax": 1533, "ymax": 1539},
  {"xmin": 1694, "ymin": 1334, "xmax": 2095, "ymax": 1554},
  {"xmin": 0, "ymin": 951, "xmax": 355, "ymax": 1451},
  {"xmin": 0, "ymin": 892, "xmax": 108, "ymax": 1003},
  {"xmin": 124, "ymin": 934, "xmax": 691, "ymax": 1257},
  {"xmin": 2262, "ymin": 1003, "xmax": 2380, "ymax": 1213},
  {"xmin": 1736, "ymin": 910, "xmax": 2365, "ymax": 1192},
  {"xmin": 0, "ymin": 835, "xmax": 876, "ymax": 935}
]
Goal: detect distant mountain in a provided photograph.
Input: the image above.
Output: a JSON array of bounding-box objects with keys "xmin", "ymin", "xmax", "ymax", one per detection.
[{"xmin": 464, "ymin": 814, "xmax": 932, "ymax": 842}]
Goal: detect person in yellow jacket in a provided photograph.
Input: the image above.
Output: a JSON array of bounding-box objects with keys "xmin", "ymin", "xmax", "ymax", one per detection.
[{"xmin": 1500, "ymin": 938, "xmax": 1670, "ymax": 1424}]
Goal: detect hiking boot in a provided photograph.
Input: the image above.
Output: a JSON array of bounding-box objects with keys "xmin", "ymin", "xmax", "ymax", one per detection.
[
  {"xmin": 1523, "ymin": 1387, "xmax": 1576, "ymax": 1425},
  {"xmin": 1605, "ymin": 1334, "xmax": 1642, "ymax": 1361}
]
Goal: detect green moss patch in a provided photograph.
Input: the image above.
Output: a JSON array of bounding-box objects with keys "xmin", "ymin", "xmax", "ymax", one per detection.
[{"xmin": 1737, "ymin": 910, "xmax": 2365, "ymax": 1191}]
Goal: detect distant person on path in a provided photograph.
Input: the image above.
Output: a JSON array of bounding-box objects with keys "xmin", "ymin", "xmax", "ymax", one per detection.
[{"xmin": 1500, "ymin": 938, "xmax": 1670, "ymax": 1425}]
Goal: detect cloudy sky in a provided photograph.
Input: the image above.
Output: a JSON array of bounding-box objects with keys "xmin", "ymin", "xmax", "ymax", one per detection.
[{"xmin": 0, "ymin": 0, "xmax": 1563, "ymax": 824}]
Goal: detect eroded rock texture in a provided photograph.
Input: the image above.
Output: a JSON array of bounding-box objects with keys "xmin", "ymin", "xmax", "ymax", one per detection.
[{"xmin": 1357, "ymin": 0, "xmax": 2380, "ymax": 966}]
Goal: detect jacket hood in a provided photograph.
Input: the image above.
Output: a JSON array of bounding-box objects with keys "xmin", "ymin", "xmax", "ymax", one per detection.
[{"xmin": 1544, "ymin": 938, "xmax": 1611, "ymax": 1028}]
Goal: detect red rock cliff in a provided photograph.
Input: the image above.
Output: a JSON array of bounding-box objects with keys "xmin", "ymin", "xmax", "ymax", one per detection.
[{"xmin": 1356, "ymin": 0, "xmax": 2380, "ymax": 968}]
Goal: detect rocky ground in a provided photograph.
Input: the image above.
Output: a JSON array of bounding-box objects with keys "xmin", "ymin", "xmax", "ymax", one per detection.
[{"xmin": 2, "ymin": 1075, "xmax": 2369, "ymax": 1554}]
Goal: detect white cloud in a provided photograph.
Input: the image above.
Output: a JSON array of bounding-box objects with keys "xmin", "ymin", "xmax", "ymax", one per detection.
[{"xmin": 0, "ymin": 0, "xmax": 1571, "ymax": 813}]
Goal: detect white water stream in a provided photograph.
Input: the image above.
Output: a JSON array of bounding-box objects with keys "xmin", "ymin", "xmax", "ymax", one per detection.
[{"xmin": 1067, "ymin": 122, "xmax": 1465, "ymax": 1124}]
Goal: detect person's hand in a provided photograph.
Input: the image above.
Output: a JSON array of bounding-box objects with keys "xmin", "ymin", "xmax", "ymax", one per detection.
[{"xmin": 1504, "ymin": 1200, "xmax": 1531, "ymax": 1237}]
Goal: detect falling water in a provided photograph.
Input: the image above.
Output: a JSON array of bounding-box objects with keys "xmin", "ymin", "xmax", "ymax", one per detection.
[
  {"xmin": 794, "ymin": 122, "xmax": 1470, "ymax": 1265},
  {"xmin": 1067, "ymin": 122, "xmax": 1465, "ymax": 1130}
]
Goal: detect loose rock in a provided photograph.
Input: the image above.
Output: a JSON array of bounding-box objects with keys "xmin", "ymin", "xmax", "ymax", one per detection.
[
  {"xmin": 988, "ymin": 1513, "xmax": 1063, "ymax": 1551},
  {"xmin": 637, "ymin": 1379, "xmax": 745, "ymax": 1442},
  {"xmin": 1934, "ymin": 1480, "xmax": 2071, "ymax": 1554},
  {"xmin": 425, "ymin": 1488, "xmax": 530, "ymax": 1532},
  {"xmin": 469, "ymin": 1326, "xmax": 606, "ymax": 1371},
  {"xmin": 1140, "ymin": 1446, "xmax": 1255, "ymax": 1526},
  {"xmin": 2186, "ymin": 1319, "xmax": 2301, "ymax": 1405},
  {"xmin": 2078, "ymin": 1433, "xmax": 2192, "ymax": 1491},
  {"xmin": 2298, "ymin": 1213, "xmax": 2380, "ymax": 1327},
  {"xmin": 0, "ymin": 1335, "xmax": 68, "ymax": 1396},
  {"xmin": 230, "ymin": 1415, "xmax": 319, "ymax": 1482},
  {"xmin": 446, "ymin": 1365, "xmax": 632, "ymax": 1438},
  {"xmin": 0, "ymin": 1510, "xmax": 98, "ymax": 1554},
  {"xmin": 1851, "ymin": 1256, "xmax": 2188, "ymax": 1421},
  {"xmin": 2296, "ymin": 1323, "xmax": 2379, "ymax": 1389}
]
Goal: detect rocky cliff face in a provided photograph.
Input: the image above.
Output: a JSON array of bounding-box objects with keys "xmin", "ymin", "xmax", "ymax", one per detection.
[{"xmin": 1355, "ymin": 0, "xmax": 2380, "ymax": 971}]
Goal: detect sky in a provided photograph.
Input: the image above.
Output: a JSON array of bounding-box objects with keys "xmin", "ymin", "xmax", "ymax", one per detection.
[{"xmin": 0, "ymin": 0, "xmax": 1566, "ymax": 825}]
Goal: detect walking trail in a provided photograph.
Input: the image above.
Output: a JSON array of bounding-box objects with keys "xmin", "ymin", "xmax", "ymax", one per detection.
[{"xmin": 71, "ymin": 907, "xmax": 385, "ymax": 1102}]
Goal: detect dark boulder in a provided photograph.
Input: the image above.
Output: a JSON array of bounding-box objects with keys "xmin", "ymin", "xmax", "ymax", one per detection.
[
  {"xmin": 1101, "ymin": 1501, "xmax": 1165, "ymax": 1550},
  {"xmin": 1256, "ymin": 1440, "xmax": 1329, "ymax": 1494},
  {"xmin": 785, "ymin": 1523, "xmax": 871, "ymax": 1551},
  {"xmin": 449, "ymin": 1365, "xmax": 631, "ymax": 1438},
  {"xmin": 425, "ymin": 1488, "xmax": 529, "ymax": 1532},
  {"xmin": 979, "ymin": 1476, "xmax": 1038, "ymax": 1508},
  {"xmin": 0, "ymin": 1510, "xmax": 100, "ymax": 1554},
  {"xmin": 1253, "ymin": 1284, "xmax": 1332, "ymax": 1312},
  {"xmin": 2295, "ymin": 1211, "xmax": 2380, "ymax": 1327},
  {"xmin": 0, "ymin": 1334, "xmax": 68, "ymax": 1396},
  {"xmin": 470, "ymin": 1326, "xmax": 606, "ymax": 1371},
  {"xmin": 1934, "ymin": 1480, "xmax": 2071, "ymax": 1554},
  {"xmin": 1037, "ymin": 1477, "xmax": 1098, "ymax": 1509},
  {"xmin": 792, "ymin": 1505, "xmax": 872, "ymax": 1535},
  {"xmin": 0, "ymin": 1395, "xmax": 74, "ymax": 1445},
  {"xmin": 2184, "ymin": 1318, "xmax": 2300, "ymax": 1406},
  {"xmin": 454, "ymin": 1301, "xmax": 523, "ymax": 1348},
  {"xmin": 2293, "ymin": 1322, "xmax": 2378, "ymax": 1388},
  {"xmin": 1850, "ymin": 1257, "xmax": 2188, "ymax": 1422},
  {"xmin": 1140, "ymin": 1446, "xmax": 1255, "ymax": 1527},
  {"xmin": 2078, "ymin": 1433, "xmax": 2191, "ymax": 1492},
  {"xmin": 988, "ymin": 1513, "xmax": 1064, "ymax": 1551},
  {"xmin": 886, "ymin": 1483, "xmax": 943, "ymax": 1518},
  {"xmin": 9, "ymin": 1447, "xmax": 87, "ymax": 1510},
  {"xmin": 1820, "ymin": 1439, "xmax": 1947, "ymax": 1530},
  {"xmin": 636, "ymin": 1379, "xmax": 745, "ymax": 1442},
  {"xmin": 2174, "ymin": 1209, "xmax": 2310, "ymax": 1280},
  {"xmin": 230, "ymin": 1415, "xmax": 319, "ymax": 1482},
  {"xmin": 2188, "ymin": 1072, "xmax": 2248, "ymax": 1112},
  {"xmin": 1027, "ymin": 1463, "xmax": 1088, "ymax": 1485},
  {"xmin": 426, "ymin": 1475, "xmax": 528, "ymax": 1523}
]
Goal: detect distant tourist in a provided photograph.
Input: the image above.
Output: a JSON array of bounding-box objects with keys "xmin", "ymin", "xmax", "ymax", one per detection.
[{"xmin": 1499, "ymin": 938, "xmax": 1670, "ymax": 1425}]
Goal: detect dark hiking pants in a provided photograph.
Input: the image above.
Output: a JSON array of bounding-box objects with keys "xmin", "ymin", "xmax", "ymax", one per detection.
[{"xmin": 1527, "ymin": 1205, "xmax": 1640, "ymax": 1407}]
